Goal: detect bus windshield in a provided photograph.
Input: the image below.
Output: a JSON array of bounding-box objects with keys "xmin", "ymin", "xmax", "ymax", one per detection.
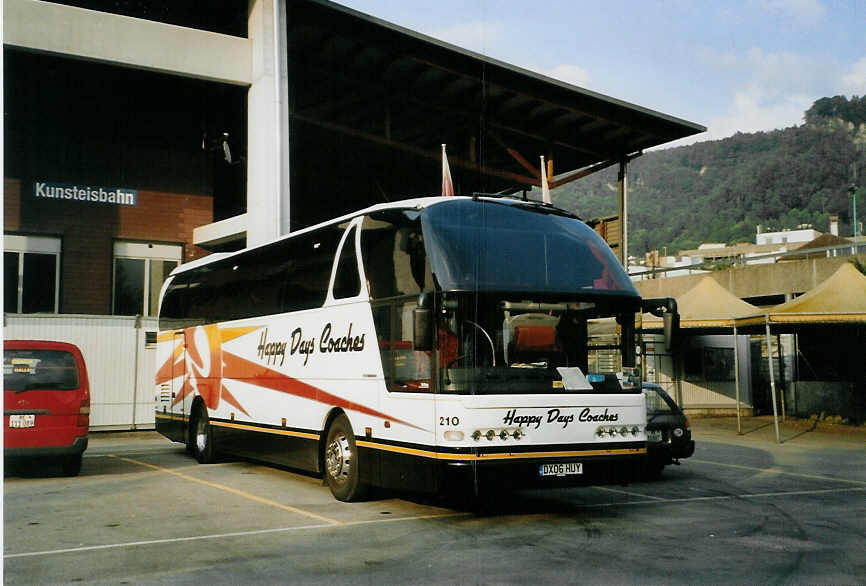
[
  {"xmin": 435, "ymin": 292, "xmax": 639, "ymax": 395},
  {"xmin": 413, "ymin": 199, "xmax": 642, "ymax": 395},
  {"xmin": 421, "ymin": 199, "xmax": 638, "ymax": 296}
]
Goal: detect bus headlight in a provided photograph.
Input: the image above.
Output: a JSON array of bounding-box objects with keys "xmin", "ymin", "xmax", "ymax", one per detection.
[
  {"xmin": 444, "ymin": 430, "xmax": 464, "ymax": 441},
  {"xmin": 596, "ymin": 425, "xmax": 643, "ymax": 438},
  {"xmin": 472, "ymin": 428, "xmax": 525, "ymax": 441}
]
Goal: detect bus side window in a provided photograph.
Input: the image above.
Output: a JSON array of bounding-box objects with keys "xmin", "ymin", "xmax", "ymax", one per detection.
[
  {"xmin": 283, "ymin": 228, "xmax": 342, "ymax": 312},
  {"xmin": 373, "ymin": 301, "xmax": 431, "ymax": 393},
  {"xmin": 361, "ymin": 219, "xmax": 397, "ymax": 299},
  {"xmin": 186, "ymin": 267, "xmax": 215, "ymax": 325},
  {"xmin": 361, "ymin": 214, "xmax": 432, "ymax": 299},
  {"xmin": 159, "ymin": 276, "xmax": 188, "ymax": 330},
  {"xmin": 333, "ymin": 227, "xmax": 361, "ymax": 299}
]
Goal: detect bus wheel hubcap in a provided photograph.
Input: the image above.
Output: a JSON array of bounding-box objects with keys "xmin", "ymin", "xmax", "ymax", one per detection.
[
  {"xmin": 196, "ymin": 419, "xmax": 207, "ymax": 452},
  {"xmin": 326, "ymin": 436, "xmax": 351, "ymax": 483}
]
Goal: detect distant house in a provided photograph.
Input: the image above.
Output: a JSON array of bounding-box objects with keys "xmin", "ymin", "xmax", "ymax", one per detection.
[
  {"xmin": 779, "ymin": 233, "xmax": 853, "ymax": 261},
  {"xmin": 755, "ymin": 226, "xmax": 821, "ymax": 246}
]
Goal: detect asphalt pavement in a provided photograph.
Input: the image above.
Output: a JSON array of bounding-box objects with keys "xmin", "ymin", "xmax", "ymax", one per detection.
[
  {"xmin": 6, "ymin": 416, "xmax": 865, "ymax": 584},
  {"xmin": 688, "ymin": 415, "xmax": 866, "ymax": 450}
]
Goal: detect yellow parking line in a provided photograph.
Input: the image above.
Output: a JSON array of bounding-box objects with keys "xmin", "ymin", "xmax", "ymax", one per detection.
[
  {"xmin": 110, "ymin": 455, "xmax": 342, "ymax": 526},
  {"xmin": 690, "ymin": 458, "xmax": 866, "ymax": 486}
]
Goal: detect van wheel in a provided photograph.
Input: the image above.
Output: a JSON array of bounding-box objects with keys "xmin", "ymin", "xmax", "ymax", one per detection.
[
  {"xmin": 324, "ymin": 414, "xmax": 367, "ymax": 502},
  {"xmin": 191, "ymin": 405, "xmax": 217, "ymax": 464},
  {"xmin": 61, "ymin": 454, "xmax": 82, "ymax": 476}
]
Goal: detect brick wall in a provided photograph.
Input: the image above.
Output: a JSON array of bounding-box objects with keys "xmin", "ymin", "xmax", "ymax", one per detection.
[{"xmin": 4, "ymin": 178, "xmax": 213, "ymax": 314}]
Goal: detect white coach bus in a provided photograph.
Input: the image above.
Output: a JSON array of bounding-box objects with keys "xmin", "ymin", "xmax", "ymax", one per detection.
[{"xmin": 155, "ymin": 196, "xmax": 672, "ymax": 501}]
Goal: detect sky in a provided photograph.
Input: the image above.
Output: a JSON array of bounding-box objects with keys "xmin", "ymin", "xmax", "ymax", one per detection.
[{"xmin": 336, "ymin": 0, "xmax": 866, "ymax": 147}]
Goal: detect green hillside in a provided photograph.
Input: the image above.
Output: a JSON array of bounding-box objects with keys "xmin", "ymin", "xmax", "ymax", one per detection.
[{"xmin": 551, "ymin": 95, "xmax": 866, "ymax": 257}]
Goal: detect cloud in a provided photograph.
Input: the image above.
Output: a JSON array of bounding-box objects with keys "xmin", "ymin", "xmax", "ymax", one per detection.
[
  {"xmin": 842, "ymin": 57, "xmax": 866, "ymax": 94},
  {"xmin": 708, "ymin": 88, "xmax": 813, "ymax": 139},
  {"xmin": 422, "ymin": 22, "xmax": 593, "ymax": 90},
  {"xmin": 426, "ymin": 22, "xmax": 505, "ymax": 55},
  {"xmin": 697, "ymin": 46, "xmax": 828, "ymax": 92},
  {"xmin": 743, "ymin": 48, "xmax": 828, "ymax": 93},
  {"xmin": 757, "ymin": 0, "xmax": 827, "ymax": 27},
  {"xmin": 685, "ymin": 46, "xmax": 841, "ymax": 142},
  {"xmin": 662, "ymin": 87, "xmax": 812, "ymax": 149},
  {"xmin": 542, "ymin": 64, "xmax": 591, "ymax": 88}
]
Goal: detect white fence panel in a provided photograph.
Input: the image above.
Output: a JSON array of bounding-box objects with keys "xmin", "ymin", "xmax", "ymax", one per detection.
[
  {"xmin": 4, "ymin": 314, "xmax": 157, "ymax": 430},
  {"xmin": 135, "ymin": 318, "xmax": 160, "ymax": 428}
]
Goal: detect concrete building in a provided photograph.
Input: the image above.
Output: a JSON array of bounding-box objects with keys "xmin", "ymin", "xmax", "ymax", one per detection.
[{"xmin": 755, "ymin": 225, "xmax": 821, "ymax": 246}]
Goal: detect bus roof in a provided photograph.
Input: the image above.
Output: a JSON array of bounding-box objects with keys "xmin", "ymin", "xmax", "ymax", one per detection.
[{"xmin": 170, "ymin": 195, "xmax": 582, "ymax": 276}]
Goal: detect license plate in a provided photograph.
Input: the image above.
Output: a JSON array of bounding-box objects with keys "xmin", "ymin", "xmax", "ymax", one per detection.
[
  {"xmin": 9, "ymin": 414, "xmax": 36, "ymax": 428},
  {"xmin": 647, "ymin": 430, "xmax": 663, "ymax": 442},
  {"xmin": 539, "ymin": 462, "xmax": 583, "ymax": 477}
]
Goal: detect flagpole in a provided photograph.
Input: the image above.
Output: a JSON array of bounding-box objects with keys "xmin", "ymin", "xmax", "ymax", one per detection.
[
  {"xmin": 540, "ymin": 155, "xmax": 552, "ymax": 205},
  {"xmin": 442, "ymin": 144, "xmax": 454, "ymax": 196}
]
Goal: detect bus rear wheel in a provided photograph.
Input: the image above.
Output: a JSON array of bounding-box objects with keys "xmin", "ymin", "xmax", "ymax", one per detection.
[
  {"xmin": 191, "ymin": 405, "xmax": 217, "ymax": 464},
  {"xmin": 324, "ymin": 414, "xmax": 367, "ymax": 502}
]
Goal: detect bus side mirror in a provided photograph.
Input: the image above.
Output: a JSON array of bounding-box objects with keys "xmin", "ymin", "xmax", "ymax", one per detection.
[
  {"xmin": 413, "ymin": 292, "xmax": 433, "ymax": 351},
  {"xmin": 643, "ymin": 297, "xmax": 679, "ymax": 353},
  {"xmin": 663, "ymin": 311, "xmax": 679, "ymax": 353}
]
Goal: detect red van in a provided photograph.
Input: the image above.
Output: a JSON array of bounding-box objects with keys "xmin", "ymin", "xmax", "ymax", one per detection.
[{"xmin": 4, "ymin": 340, "xmax": 90, "ymax": 476}]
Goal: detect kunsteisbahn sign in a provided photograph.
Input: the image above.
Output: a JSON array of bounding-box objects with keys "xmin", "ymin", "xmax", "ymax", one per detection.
[{"xmin": 34, "ymin": 181, "xmax": 137, "ymax": 206}]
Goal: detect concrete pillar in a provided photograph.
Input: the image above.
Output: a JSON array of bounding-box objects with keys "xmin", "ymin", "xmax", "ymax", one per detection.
[{"xmin": 247, "ymin": 0, "xmax": 290, "ymax": 246}]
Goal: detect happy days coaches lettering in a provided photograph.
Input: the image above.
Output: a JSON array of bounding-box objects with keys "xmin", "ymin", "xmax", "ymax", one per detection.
[{"xmin": 34, "ymin": 181, "xmax": 137, "ymax": 206}]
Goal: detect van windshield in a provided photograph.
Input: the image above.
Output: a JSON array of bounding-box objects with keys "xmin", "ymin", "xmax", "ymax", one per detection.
[{"xmin": 3, "ymin": 350, "xmax": 79, "ymax": 391}]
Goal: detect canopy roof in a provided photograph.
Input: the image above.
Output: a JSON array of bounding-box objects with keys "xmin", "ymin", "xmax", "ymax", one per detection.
[
  {"xmin": 643, "ymin": 276, "xmax": 759, "ymax": 330},
  {"xmin": 288, "ymin": 0, "xmax": 706, "ymax": 205},
  {"xmin": 737, "ymin": 263, "xmax": 866, "ymax": 326}
]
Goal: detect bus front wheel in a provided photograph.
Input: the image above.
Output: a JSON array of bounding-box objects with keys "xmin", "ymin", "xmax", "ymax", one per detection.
[
  {"xmin": 191, "ymin": 405, "xmax": 217, "ymax": 464},
  {"xmin": 324, "ymin": 414, "xmax": 367, "ymax": 502}
]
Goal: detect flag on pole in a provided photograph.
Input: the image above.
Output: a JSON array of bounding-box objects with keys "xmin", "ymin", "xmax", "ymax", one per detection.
[
  {"xmin": 441, "ymin": 144, "xmax": 455, "ymax": 196},
  {"xmin": 540, "ymin": 155, "xmax": 552, "ymax": 205}
]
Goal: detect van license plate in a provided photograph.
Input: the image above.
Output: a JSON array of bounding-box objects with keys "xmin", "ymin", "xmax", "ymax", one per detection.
[
  {"xmin": 539, "ymin": 462, "xmax": 582, "ymax": 477},
  {"xmin": 9, "ymin": 414, "xmax": 36, "ymax": 428}
]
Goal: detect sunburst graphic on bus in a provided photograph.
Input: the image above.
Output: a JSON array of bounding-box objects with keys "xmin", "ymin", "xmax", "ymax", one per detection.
[{"xmin": 155, "ymin": 324, "xmax": 259, "ymax": 416}]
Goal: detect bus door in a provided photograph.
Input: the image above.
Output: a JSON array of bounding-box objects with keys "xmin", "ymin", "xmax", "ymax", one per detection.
[{"xmin": 172, "ymin": 330, "xmax": 188, "ymax": 437}]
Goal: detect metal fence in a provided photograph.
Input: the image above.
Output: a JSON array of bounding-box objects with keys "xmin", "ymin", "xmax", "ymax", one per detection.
[{"xmin": 4, "ymin": 313, "xmax": 158, "ymax": 430}]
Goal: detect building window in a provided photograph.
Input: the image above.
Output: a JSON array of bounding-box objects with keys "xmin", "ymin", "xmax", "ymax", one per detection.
[
  {"xmin": 112, "ymin": 242, "xmax": 181, "ymax": 316},
  {"xmin": 4, "ymin": 235, "xmax": 61, "ymax": 314}
]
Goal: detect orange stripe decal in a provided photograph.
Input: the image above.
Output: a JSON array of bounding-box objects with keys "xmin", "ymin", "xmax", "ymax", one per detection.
[
  {"xmin": 220, "ymin": 326, "xmax": 262, "ymax": 344},
  {"xmin": 356, "ymin": 440, "xmax": 645, "ymax": 461}
]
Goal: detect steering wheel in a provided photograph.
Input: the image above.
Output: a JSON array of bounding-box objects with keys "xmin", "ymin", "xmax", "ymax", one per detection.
[{"xmin": 447, "ymin": 320, "xmax": 496, "ymax": 368}]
